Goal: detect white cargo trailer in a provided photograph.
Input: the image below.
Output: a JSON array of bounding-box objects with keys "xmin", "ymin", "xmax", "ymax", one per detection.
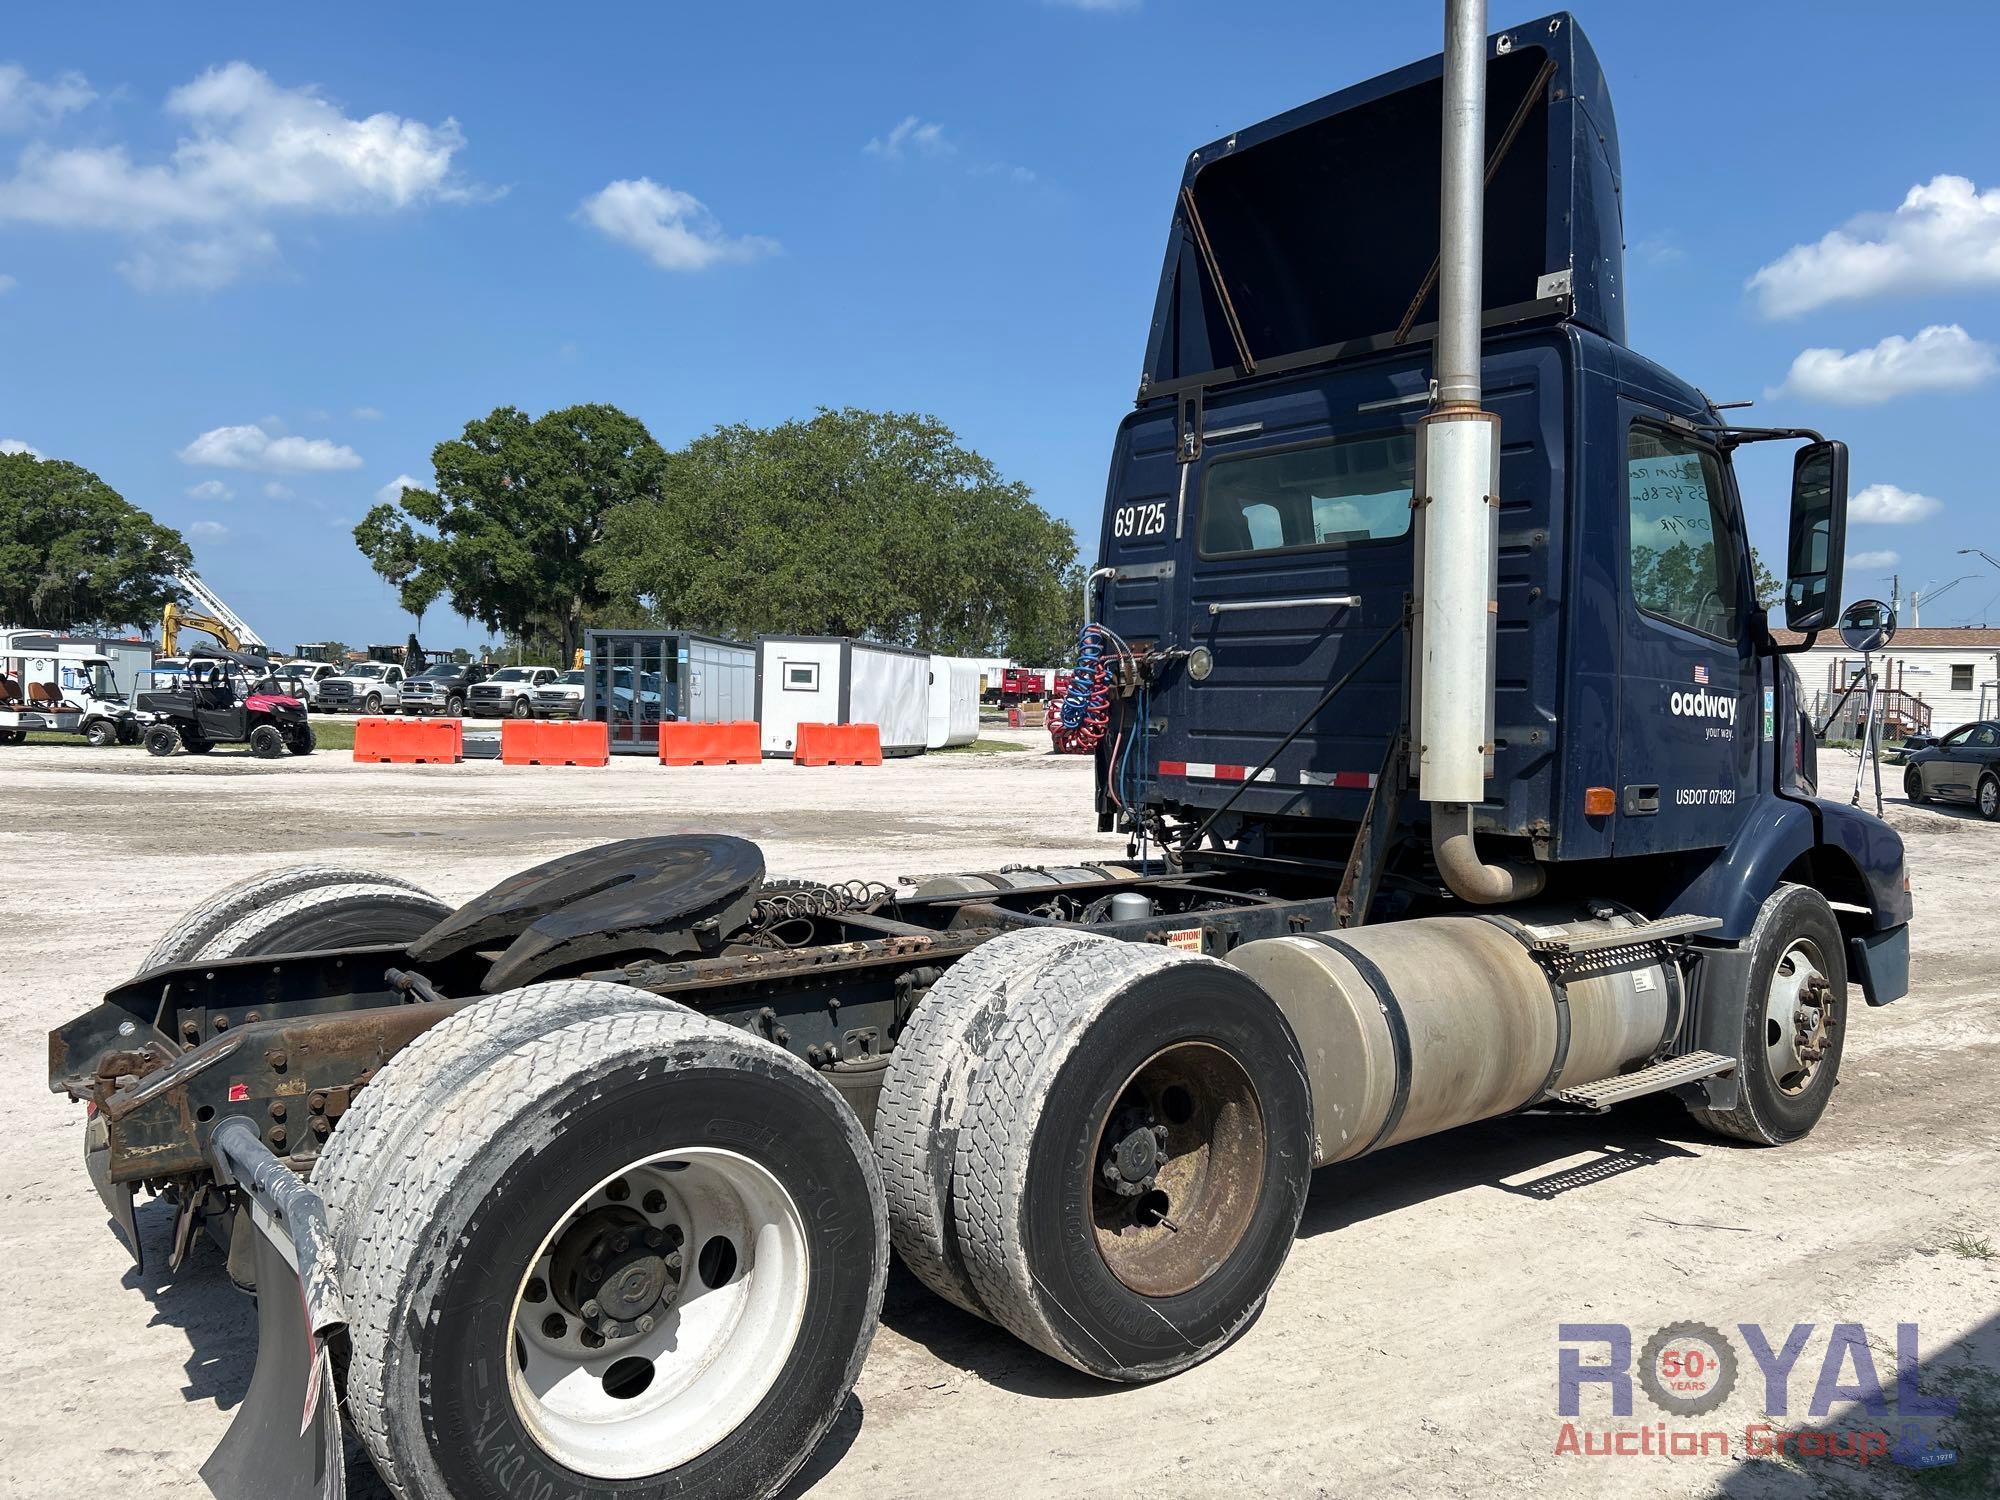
[
  {"xmin": 757, "ymin": 637, "xmax": 930, "ymax": 757},
  {"xmin": 927, "ymin": 655, "xmax": 981, "ymax": 749}
]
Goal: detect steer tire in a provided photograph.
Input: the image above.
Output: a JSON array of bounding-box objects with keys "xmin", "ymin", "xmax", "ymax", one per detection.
[
  {"xmin": 248, "ymin": 723, "xmax": 287, "ymax": 759},
  {"xmin": 140, "ymin": 864, "xmax": 437, "ymax": 973},
  {"xmin": 953, "ymin": 942, "xmax": 1311, "ymax": 1382},
  {"xmin": 1687, "ymin": 883, "xmax": 1848, "ymax": 1146},
  {"xmin": 875, "ymin": 926, "xmax": 1119, "ymax": 1318},
  {"xmin": 143, "ymin": 724, "xmax": 181, "ymax": 757},
  {"xmin": 342, "ymin": 1007, "xmax": 888, "ymax": 1500},
  {"xmin": 195, "ymin": 882, "xmax": 452, "ymax": 962},
  {"xmin": 316, "ymin": 980, "xmax": 691, "ymax": 1251}
]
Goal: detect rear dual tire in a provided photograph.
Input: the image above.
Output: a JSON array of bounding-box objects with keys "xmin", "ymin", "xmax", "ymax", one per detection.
[{"xmin": 338, "ymin": 1004, "xmax": 887, "ymax": 1500}]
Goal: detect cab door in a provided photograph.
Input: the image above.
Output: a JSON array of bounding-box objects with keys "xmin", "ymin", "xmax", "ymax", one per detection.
[{"xmin": 1614, "ymin": 410, "xmax": 1762, "ymax": 854}]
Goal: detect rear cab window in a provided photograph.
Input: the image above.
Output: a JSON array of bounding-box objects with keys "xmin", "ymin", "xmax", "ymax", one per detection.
[{"xmin": 1199, "ymin": 431, "xmax": 1415, "ymax": 558}]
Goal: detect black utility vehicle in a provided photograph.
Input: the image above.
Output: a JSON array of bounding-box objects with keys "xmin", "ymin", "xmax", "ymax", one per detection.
[{"xmin": 136, "ymin": 647, "xmax": 315, "ymax": 759}]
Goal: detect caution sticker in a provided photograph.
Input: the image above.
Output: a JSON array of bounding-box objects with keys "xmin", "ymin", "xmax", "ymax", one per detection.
[{"xmin": 1166, "ymin": 927, "xmax": 1204, "ymax": 953}]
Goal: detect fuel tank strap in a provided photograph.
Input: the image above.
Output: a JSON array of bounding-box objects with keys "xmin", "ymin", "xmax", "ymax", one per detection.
[
  {"xmin": 1472, "ymin": 915, "xmax": 1572, "ymax": 1109},
  {"xmin": 1297, "ymin": 931, "xmax": 1412, "ymax": 1155}
]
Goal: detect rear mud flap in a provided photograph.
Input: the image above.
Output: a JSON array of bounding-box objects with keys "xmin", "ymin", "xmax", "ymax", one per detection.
[{"xmin": 201, "ymin": 1119, "xmax": 347, "ymax": 1500}]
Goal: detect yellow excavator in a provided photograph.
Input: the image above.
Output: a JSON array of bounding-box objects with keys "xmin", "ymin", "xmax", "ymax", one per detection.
[{"xmin": 160, "ymin": 599, "xmax": 244, "ymax": 657}]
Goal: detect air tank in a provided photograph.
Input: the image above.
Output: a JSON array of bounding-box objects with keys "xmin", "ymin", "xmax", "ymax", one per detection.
[{"xmin": 1227, "ymin": 909, "xmax": 1676, "ymax": 1167}]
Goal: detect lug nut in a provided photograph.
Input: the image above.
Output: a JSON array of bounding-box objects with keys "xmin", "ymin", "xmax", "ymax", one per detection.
[
  {"xmin": 1102, "ymin": 1161, "xmax": 1121, "ymax": 1183},
  {"xmin": 644, "ymin": 1228, "xmax": 665, "ymax": 1249},
  {"xmin": 582, "ymin": 1300, "xmax": 601, "ymax": 1320},
  {"xmin": 637, "ymin": 1314, "xmax": 655, "ymax": 1334},
  {"xmin": 612, "ymin": 1233, "xmax": 630, "ymax": 1254},
  {"xmin": 580, "ymin": 1328, "xmax": 605, "ymax": 1350}
]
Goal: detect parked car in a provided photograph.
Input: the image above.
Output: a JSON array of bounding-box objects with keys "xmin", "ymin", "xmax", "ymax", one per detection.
[
  {"xmin": 278, "ymin": 660, "xmax": 342, "ymax": 707},
  {"xmin": 314, "ymin": 661, "xmax": 406, "ymax": 714},
  {"xmin": 400, "ymin": 661, "xmax": 490, "ymax": 716},
  {"xmin": 1903, "ymin": 720, "xmax": 2000, "ymax": 818},
  {"xmin": 533, "ymin": 668, "xmax": 587, "ymax": 719},
  {"xmin": 467, "ymin": 665, "xmax": 562, "ymax": 718}
]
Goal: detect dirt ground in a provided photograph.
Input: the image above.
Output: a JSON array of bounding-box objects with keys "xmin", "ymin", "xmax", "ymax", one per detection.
[{"xmin": 0, "ymin": 742, "xmax": 1993, "ymax": 1500}]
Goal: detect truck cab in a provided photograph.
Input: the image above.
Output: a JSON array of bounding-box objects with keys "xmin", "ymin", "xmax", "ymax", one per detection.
[{"xmin": 1093, "ymin": 10, "xmax": 1907, "ymax": 993}]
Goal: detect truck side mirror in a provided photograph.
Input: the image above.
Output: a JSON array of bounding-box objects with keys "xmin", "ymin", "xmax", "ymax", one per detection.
[{"xmin": 1785, "ymin": 440, "xmax": 1847, "ymax": 633}]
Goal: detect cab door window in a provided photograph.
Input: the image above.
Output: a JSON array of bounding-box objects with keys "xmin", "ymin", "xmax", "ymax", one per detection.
[{"xmin": 1627, "ymin": 425, "xmax": 1744, "ymax": 640}]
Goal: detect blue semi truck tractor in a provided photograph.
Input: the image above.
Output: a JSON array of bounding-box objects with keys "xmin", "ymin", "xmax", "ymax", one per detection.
[{"xmin": 48, "ymin": 7, "xmax": 1907, "ymax": 1499}]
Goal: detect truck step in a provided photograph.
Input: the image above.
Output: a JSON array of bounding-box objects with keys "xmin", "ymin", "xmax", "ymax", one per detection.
[
  {"xmin": 1550, "ymin": 1051, "xmax": 1735, "ymax": 1111},
  {"xmin": 1528, "ymin": 913, "xmax": 1722, "ymax": 958}
]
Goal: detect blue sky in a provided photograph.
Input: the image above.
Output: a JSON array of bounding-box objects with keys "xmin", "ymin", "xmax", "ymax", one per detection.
[{"xmin": 3, "ymin": 1, "xmax": 1997, "ymax": 648}]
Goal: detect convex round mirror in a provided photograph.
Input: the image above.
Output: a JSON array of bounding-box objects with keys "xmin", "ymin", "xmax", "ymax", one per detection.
[{"xmin": 1837, "ymin": 598, "xmax": 1895, "ymax": 653}]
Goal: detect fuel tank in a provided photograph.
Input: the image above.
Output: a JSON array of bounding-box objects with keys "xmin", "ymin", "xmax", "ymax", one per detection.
[{"xmin": 1228, "ymin": 908, "xmax": 1674, "ymax": 1166}]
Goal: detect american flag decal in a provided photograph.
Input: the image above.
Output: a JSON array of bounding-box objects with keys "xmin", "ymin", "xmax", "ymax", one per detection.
[{"xmin": 1693, "ymin": 664, "xmax": 1709, "ymax": 685}]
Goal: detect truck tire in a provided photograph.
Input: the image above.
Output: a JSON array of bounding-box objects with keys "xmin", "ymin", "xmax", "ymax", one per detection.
[
  {"xmin": 142, "ymin": 723, "xmax": 179, "ymax": 757},
  {"xmin": 248, "ymin": 723, "xmax": 287, "ymax": 758},
  {"xmin": 875, "ymin": 926, "xmax": 1118, "ymax": 1317},
  {"xmin": 342, "ymin": 1008, "xmax": 888, "ymax": 1500},
  {"xmin": 364, "ymin": 692, "xmax": 383, "ymax": 714},
  {"xmin": 140, "ymin": 864, "xmax": 437, "ymax": 973},
  {"xmin": 316, "ymin": 979, "xmax": 692, "ymax": 1250},
  {"xmin": 445, "ymin": 692, "xmax": 464, "ymax": 716},
  {"xmin": 511, "ymin": 695, "xmax": 533, "ymax": 718},
  {"xmin": 194, "ymin": 882, "xmax": 452, "ymax": 961},
  {"xmin": 952, "ymin": 943, "xmax": 1311, "ymax": 1382},
  {"xmin": 84, "ymin": 718, "xmax": 118, "ymax": 747},
  {"xmin": 1687, "ymin": 883, "xmax": 1848, "ymax": 1146}
]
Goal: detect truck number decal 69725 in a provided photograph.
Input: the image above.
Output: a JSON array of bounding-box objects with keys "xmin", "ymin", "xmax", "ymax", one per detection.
[{"xmin": 1113, "ymin": 503, "xmax": 1167, "ymax": 539}]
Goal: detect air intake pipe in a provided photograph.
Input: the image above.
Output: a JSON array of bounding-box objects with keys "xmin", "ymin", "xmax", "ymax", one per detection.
[{"xmin": 1415, "ymin": 0, "xmax": 1543, "ymax": 903}]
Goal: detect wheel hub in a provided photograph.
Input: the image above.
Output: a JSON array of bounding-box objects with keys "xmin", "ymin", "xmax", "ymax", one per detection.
[
  {"xmin": 1099, "ymin": 1107, "xmax": 1170, "ymax": 1197},
  {"xmin": 549, "ymin": 1203, "xmax": 685, "ymax": 1340},
  {"xmin": 1763, "ymin": 942, "xmax": 1833, "ymax": 1094}
]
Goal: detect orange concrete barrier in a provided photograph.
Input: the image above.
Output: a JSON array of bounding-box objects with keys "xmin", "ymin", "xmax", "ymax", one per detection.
[
  {"xmin": 353, "ymin": 715, "xmax": 462, "ymax": 764},
  {"xmin": 794, "ymin": 722, "xmax": 883, "ymax": 767},
  {"xmin": 501, "ymin": 719, "xmax": 610, "ymax": 767},
  {"xmin": 659, "ymin": 721, "xmax": 761, "ymax": 766}
]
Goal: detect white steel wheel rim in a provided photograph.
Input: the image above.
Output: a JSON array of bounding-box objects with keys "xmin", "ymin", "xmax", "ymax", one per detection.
[
  {"xmin": 1762, "ymin": 938, "xmax": 1829, "ymax": 1095},
  {"xmin": 506, "ymin": 1146, "xmax": 810, "ymax": 1479}
]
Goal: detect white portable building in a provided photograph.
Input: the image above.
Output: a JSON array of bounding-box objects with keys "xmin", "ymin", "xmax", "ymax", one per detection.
[
  {"xmin": 757, "ymin": 637, "xmax": 931, "ymax": 757},
  {"xmin": 926, "ymin": 656, "xmax": 982, "ymax": 749}
]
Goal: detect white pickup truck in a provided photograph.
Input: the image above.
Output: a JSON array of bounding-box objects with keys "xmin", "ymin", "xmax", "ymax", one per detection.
[{"xmin": 313, "ymin": 661, "xmax": 407, "ymax": 714}]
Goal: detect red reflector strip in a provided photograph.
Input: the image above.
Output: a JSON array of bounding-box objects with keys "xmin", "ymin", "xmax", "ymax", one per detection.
[
  {"xmin": 1157, "ymin": 761, "xmax": 1275, "ymax": 783},
  {"xmin": 227, "ymin": 1083, "xmax": 250, "ymax": 1103},
  {"xmin": 1297, "ymin": 770, "xmax": 1378, "ymax": 789}
]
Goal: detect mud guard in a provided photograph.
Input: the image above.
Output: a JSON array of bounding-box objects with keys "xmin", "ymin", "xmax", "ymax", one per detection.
[{"xmin": 201, "ymin": 1119, "xmax": 346, "ymax": 1500}]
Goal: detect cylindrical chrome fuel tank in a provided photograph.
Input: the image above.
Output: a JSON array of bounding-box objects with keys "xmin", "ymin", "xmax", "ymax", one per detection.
[{"xmin": 1228, "ymin": 909, "xmax": 1675, "ymax": 1167}]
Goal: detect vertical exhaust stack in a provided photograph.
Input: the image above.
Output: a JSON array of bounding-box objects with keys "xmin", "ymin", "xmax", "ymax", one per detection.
[{"xmin": 1417, "ymin": 0, "xmax": 1544, "ymax": 902}]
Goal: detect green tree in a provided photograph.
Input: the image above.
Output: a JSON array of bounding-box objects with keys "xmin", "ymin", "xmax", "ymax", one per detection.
[
  {"xmin": 595, "ymin": 408, "xmax": 1079, "ymax": 655},
  {"xmin": 0, "ymin": 452, "xmax": 191, "ymax": 629},
  {"xmin": 354, "ymin": 405, "xmax": 667, "ymax": 663},
  {"xmin": 1751, "ymin": 548, "xmax": 1780, "ymax": 609}
]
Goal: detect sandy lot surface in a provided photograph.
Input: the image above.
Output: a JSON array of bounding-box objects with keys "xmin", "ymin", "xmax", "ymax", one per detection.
[{"xmin": 0, "ymin": 742, "xmax": 1993, "ymax": 1500}]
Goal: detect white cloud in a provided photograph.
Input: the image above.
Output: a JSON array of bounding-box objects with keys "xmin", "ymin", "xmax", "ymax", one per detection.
[
  {"xmin": 1848, "ymin": 549, "xmax": 1900, "ymax": 570},
  {"xmin": 1748, "ymin": 175, "xmax": 2000, "ymax": 318},
  {"xmin": 375, "ymin": 472, "xmax": 424, "ymax": 504},
  {"xmin": 351, "ymin": 405, "xmax": 383, "ymax": 420},
  {"xmin": 188, "ymin": 519, "xmax": 229, "ymax": 540},
  {"xmin": 178, "ymin": 421, "xmax": 362, "ymax": 472},
  {"xmin": 865, "ymin": 116, "xmax": 954, "ymax": 160},
  {"xmin": 576, "ymin": 178, "xmax": 777, "ymax": 272},
  {"xmin": 262, "ymin": 480, "xmax": 294, "ymax": 499},
  {"xmin": 185, "ymin": 478, "xmax": 233, "ymax": 500},
  {"xmin": 1773, "ymin": 324, "xmax": 1998, "ymax": 405},
  {"xmin": 1, "ymin": 437, "xmax": 41, "ymax": 456},
  {"xmin": 0, "ymin": 64, "xmax": 94, "ymax": 133},
  {"xmin": 1849, "ymin": 483, "xmax": 1942, "ymax": 525},
  {"xmin": 0, "ymin": 62, "xmax": 478, "ymax": 289}
]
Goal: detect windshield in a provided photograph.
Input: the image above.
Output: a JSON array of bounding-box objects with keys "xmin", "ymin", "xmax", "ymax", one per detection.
[
  {"xmin": 347, "ymin": 663, "xmax": 388, "ymax": 679},
  {"xmin": 559, "ymin": 670, "xmax": 585, "ymax": 686},
  {"xmin": 60, "ymin": 662, "xmax": 121, "ymax": 698},
  {"xmin": 489, "ymin": 667, "xmax": 539, "ymax": 682},
  {"xmin": 414, "ymin": 664, "xmax": 460, "ymax": 679}
]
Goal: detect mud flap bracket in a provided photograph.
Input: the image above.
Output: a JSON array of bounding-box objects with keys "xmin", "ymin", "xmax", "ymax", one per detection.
[{"xmin": 201, "ymin": 1118, "xmax": 347, "ymax": 1500}]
